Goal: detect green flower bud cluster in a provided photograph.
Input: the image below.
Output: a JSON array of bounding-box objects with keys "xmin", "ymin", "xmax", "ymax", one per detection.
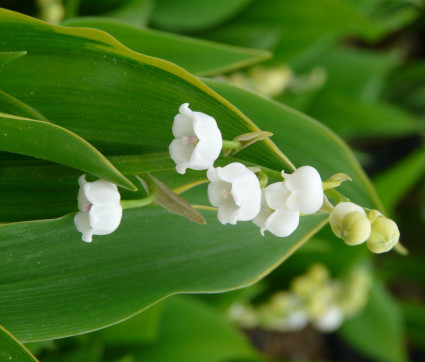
[
  {"xmin": 329, "ymin": 202, "xmax": 400, "ymax": 253},
  {"xmin": 228, "ymin": 263, "xmax": 371, "ymax": 333}
]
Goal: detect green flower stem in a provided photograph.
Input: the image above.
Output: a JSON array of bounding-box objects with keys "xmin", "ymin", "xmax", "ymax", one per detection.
[
  {"xmin": 324, "ymin": 189, "xmax": 350, "ymax": 204},
  {"xmin": 222, "ymin": 140, "xmax": 242, "ymax": 150},
  {"xmin": 394, "ymin": 242, "xmax": 408, "ymax": 256},
  {"xmin": 121, "ymin": 182, "xmax": 157, "ymax": 209},
  {"xmin": 258, "ymin": 171, "xmax": 269, "ymax": 188}
]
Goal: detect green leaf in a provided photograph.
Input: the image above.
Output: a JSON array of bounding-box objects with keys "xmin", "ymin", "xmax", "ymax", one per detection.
[
  {"xmin": 0, "ymin": 207, "xmax": 327, "ymax": 342},
  {"xmin": 149, "ymin": 0, "xmax": 255, "ymax": 32},
  {"xmin": 0, "ymin": 9, "xmax": 286, "ymax": 173},
  {"xmin": 339, "ymin": 277, "xmax": 407, "ymax": 362},
  {"xmin": 0, "ymin": 89, "xmax": 48, "ymax": 121},
  {"xmin": 385, "ymin": 60, "xmax": 425, "ymax": 116},
  {"xmin": 307, "ymin": 90, "xmax": 422, "ymax": 139},
  {"xmin": 103, "ymin": 0, "xmax": 154, "ymax": 27},
  {"xmin": 130, "ymin": 295, "xmax": 260, "ymax": 361},
  {"xmin": 306, "ymin": 47, "xmax": 401, "ymax": 101},
  {"xmin": 399, "ymin": 301, "xmax": 425, "ymax": 351},
  {"xmin": 0, "ymin": 326, "xmax": 37, "ymax": 362},
  {"xmin": 373, "ymin": 146, "xmax": 425, "ymax": 214},
  {"xmin": 94, "ymin": 302, "xmax": 163, "ymax": 344},
  {"xmin": 0, "ymin": 50, "xmax": 27, "ymax": 66},
  {"xmin": 0, "ymin": 113, "xmax": 135, "ymax": 191},
  {"xmin": 201, "ymin": 0, "xmax": 370, "ymax": 59},
  {"xmin": 62, "ymin": 17, "xmax": 270, "ymax": 76}
]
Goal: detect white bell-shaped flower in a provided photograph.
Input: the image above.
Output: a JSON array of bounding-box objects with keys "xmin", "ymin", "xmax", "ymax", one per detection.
[
  {"xmin": 74, "ymin": 175, "xmax": 123, "ymax": 243},
  {"xmin": 283, "ymin": 165, "xmax": 324, "ymax": 214},
  {"xmin": 253, "ymin": 165, "xmax": 322, "ymax": 238},
  {"xmin": 253, "ymin": 182, "xmax": 300, "ymax": 237},
  {"xmin": 169, "ymin": 103, "xmax": 222, "ymax": 174},
  {"xmin": 207, "ymin": 162, "xmax": 261, "ymax": 225},
  {"xmin": 312, "ymin": 306, "xmax": 344, "ymax": 332}
]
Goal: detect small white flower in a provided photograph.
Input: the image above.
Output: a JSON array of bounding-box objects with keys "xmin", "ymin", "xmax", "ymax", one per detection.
[
  {"xmin": 253, "ymin": 166, "xmax": 323, "ymax": 237},
  {"xmin": 253, "ymin": 183, "xmax": 300, "ymax": 237},
  {"xmin": 207, "ymin": 162, "xmax": 261, "ymax": 225},
  {"xmin": 169, "ymin": 103, "xmax": 222, "ymax": 174},
  {"xmin": 282, "ymin": 165, "xmax": 324, "ymax": 214},
  {"xmin": 74, "ymin": 175, "xmax": 123, "ymax": 243},
  {"xmin": 312, "ymin": 306, "xmax": 344, "ymax": 332}
]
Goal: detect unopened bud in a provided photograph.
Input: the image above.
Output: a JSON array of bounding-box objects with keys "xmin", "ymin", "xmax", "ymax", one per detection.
[
  {"xmin": 341, "ymin": 211, "xmax": 371, "ymax": 246},
  {"xmin": 329, "ymin": 202, "xmax": 365, "ymax": 238},
  {"xmin": 367, "ymin": 209, "xmax": 383, "ymax": 223},
  {"xmin": 307, "ymin": 263, "xmax": 330, "ymax": 284},
  {"xmin": 291, "ymin": 276, "xmax": 314, "ymax": 298},
  {"xmin": 366, "ymin": 217, "xmax": 400, "ymax": 253}
]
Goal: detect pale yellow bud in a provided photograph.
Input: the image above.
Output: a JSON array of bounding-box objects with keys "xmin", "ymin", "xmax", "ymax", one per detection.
[
  {"xmin": 329, "ymin": 202, "xmax": 365, "ymax": 238},
  {"xmin": 367, "ymin": 209, "xmax": 383, "ymax": 223},
  {"xmin": 307, "ymin": 263, "xmax": 330, "ymax": 284},
  {"xmin": 291, "ymin": 276, "xmax": 314, "ymax": 298},
  {"xmin": 341, "ymin": 211, "xmax": 372, "ymax": 246},
  {"xmin": 366, "ymin": 217, "xmax": 400, "ymax": 253}
]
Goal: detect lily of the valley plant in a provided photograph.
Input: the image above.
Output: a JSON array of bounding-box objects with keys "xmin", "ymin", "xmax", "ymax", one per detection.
[{"xmin": 74, "ymin": 103, "xmax": 400, "ymax": 255}]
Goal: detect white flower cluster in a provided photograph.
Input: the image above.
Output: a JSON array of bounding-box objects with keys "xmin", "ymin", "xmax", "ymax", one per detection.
[
  {"xmin": 253, "ymin": 166, "xmax": 323, "ymax": 237},
  {"xmin": 329, "ymin": 202, "xmax": 400, "ymax": 253},
  {"xmin": 228, "ymin": 264, "xmax": 371, "ymax": 333},
  {"xmin": 72, "ymin": 103, "xmax": 400, "ymax": 251},
  {"xmin": 169, "ymin": 103, "xmax": 324, "ymax": 238}
]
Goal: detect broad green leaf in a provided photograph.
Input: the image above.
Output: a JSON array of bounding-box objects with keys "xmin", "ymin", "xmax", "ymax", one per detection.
[
  {"xmin": 304, "ymin": 47, "xmax": 401, "ymax": 101},
  {"xmin": 0, "ymin": 50, "xmax": 26, "ymax": 66},
  {"xmin": 341, "ymin": 0, "xmax": 420, "ymax": 38},
  {"xmin": 62, "ymin": 17, "xmax": 271, "ymax": 76},
  {"xmin": 373, "ymin": 146, "xmax": 425, "ymax": 214},
  {"xmin": 399, "ymin": 301, "xmax": 425, "ymax": 351},
  {"xmin": 0, "ymin": 113, "xmax": 135, "ymax": 191},
  {"xmin": 103, "ymin": 0, "xmax": 153, "ymax": 27},
  {"xmin": 0, "ymin": 326, "xmax": 37, "ymax": 362},
  {"xmin": 307, "ymin": 90, "xmax": 422, "ymax": 139},
  {"xmin": 380, "ymin": 255, "xmax": 425, "ymax": 287},
  {"xmin": 94, "ymin": 302, "xmax": 163, "ymax": 344},
  {"xmin": 0, "ymin": 206, "xmax": 327, "ymax": 341},
  {"xmin": 339, "ymin": 278, "xmax": 407, "ymax": 362},
  {"xmin": 0, "ymin": 9, "xmax": 287, "ymax": 174},
  {"xmin": 201, "ymin": 0, "xmax": 370, "ymax": 60},
  {"xmin": 203, "ymin": 78, "xmax": 381, "ymax": 209},
  {"xmin": 149, "ymin": 0, "xmax": 254, "ymax": 32},
  {"xmin": 130, "ymin": 295, "xmax": 260, "ymax": 361},
  {"xmin": 385, "ymin": 60, "xmax": 425, "ymax": 116},
  {"xmin": 0, "ymin": 89, "xmax": 48, "ymax": 121}
]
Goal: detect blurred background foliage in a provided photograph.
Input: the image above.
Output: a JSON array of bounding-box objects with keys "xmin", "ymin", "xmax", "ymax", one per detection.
[{"xmin": 2, "ymin": 0, "xmax": 425, "ymax": 360}]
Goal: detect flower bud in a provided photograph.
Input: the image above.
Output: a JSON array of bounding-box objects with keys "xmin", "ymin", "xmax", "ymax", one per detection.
[
  {"xmin": 329, "ymin": 202, "xmax": 366, "ymax": 238},
  {"xmin": 366, "ymin": 217, "xmax": 400, "ymax": 253},
  {"xmin": 307, "ymin": 263, "xmax": 330, "ymax": 284},
  {"xmin": 341, "ymin": 211, "xmax": 372, "ymax": 245}
]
